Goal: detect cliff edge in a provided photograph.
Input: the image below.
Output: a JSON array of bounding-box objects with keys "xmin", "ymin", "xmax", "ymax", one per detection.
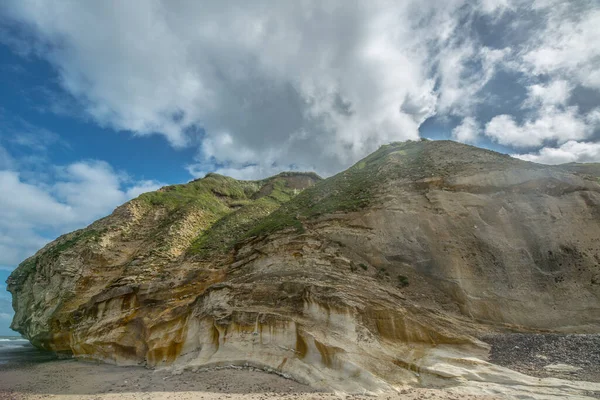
[{"xmin": 7, "ymin": 140, "xmax": 600, "ymax": 396}]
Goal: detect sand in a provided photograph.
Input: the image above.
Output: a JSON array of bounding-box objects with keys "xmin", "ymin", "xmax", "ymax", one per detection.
[{"xmin": 0, "ymin": 359, "xmax": 500, "ymax": 400}]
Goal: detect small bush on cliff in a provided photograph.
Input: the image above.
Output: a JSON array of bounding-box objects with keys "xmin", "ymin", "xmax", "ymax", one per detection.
[{"xmin": 397, "ymin": 275, "xmax": 409, "ymax": 288}]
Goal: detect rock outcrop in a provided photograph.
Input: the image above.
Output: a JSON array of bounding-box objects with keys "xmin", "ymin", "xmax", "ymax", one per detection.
[{"xmin": 7, "ymin": 140, "xmax": 600, "ymax": 396}]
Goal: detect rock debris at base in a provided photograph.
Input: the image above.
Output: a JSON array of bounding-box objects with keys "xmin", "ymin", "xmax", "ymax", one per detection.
[{"xmin": 483, "ymin": 333, "xmax": 600, "ymax": 383}]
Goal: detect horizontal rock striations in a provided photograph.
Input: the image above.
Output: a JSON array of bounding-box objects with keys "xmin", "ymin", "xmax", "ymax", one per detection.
[{"xmin": 7, "ymin": 140, "xmax": 600, "ymax": 395}]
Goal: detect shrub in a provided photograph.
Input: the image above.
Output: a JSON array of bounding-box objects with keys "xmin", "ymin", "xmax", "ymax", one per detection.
[{"xmin": 397, "ymin": 275, "xmax": 409, "ymax": 288}]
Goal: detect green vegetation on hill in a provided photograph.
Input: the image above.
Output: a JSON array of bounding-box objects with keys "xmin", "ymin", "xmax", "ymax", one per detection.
[
  {"xmin": 10, "ymin": 140, "xmax": 536, "ymax": 272},
  {"xmin": 10, "ymin": 228, "xmax": 104, "ymax": 286},
  {"xmin": 245, "ymin": 139, "xmax": 526, "ymax": 238},
  {"xmin": 10, "ymin": 172, "xmax": 320, "ymax": 282},
  {"xmin": 188, "ymin": 175, "xmax": 308, "ymax": 258},
  {"xmin": 245, "ymin": 141, "xmax": 424, "ymax": 237},
  {"xmin": 138, "ymin": 173, "xmax": 260, "ymax": 213}
]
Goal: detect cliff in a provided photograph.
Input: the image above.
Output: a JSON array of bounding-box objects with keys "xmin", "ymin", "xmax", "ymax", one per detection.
[{"xmin": 7, "ymin": 140, "xmax": 600, "ymax": 395}]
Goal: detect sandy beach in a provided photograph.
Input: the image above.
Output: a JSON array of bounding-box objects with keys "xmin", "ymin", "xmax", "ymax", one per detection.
[
  {"xmin": 0, "ymin": 358, "xmax": 501, "ymax": 400},
  {"xmin": 4, "ymin": 334, "xmax": 600, "ymax": 399}
]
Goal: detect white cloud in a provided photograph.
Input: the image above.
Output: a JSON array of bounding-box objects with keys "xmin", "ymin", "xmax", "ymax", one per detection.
[
  {"xmin": 0, "ymin": 160, "xmax": 164, "ymax": 267},
  {"xmin": 479, "ymin": 0, "xmax": 514, "ymax": 14},
  {"xmin": 400, "ymin": 80, "xmax": 438, "ymax": 125},
  {"xmin": 524, "ymin": 80, "xmax": 571, "ymax": 108},
  {"xmin": 126, "ymin": 180, "xmax": 165, "ymax": 199},
  {"xmin": 0, "ymin": 171, "xmax": 74, "ymax": 227},
  {"xmin": 490, "ymin": 3, "xmax": 600, "ymax": 150},
  {"xmin": 452, "ymin": 117, "xmax": 480, "ymax": 143},
  {"xmin": 436, "ymin": 45, "xmax": 511, "ymax": 116},
  {"xmin": 486, "ymin": 1, "xmax": 600, "ymax": 154},
  {"xmin": 515, "ymin": 140, "xmax": 600, "ymax": 164},
  {"xmin": 53, "ymin": 161, "xmax": 130, "ymax": 219},
  {"xmin": 521, "ymin": 6, "xmax": 600, "ymax": 90},
  {"xmin": 485, "ymin": 107, "xmax": 596, "ymax": 148},
  {"xmin": 586, "ymin": 108, "xmax": 600, "ymax": 125},
  {"xmin": 1, "ymin": 0, "xmax": 525, "ymax": 178},
  {"xmin": 1, "ymin": 1, "xmax": 598, "ymax": 178}
]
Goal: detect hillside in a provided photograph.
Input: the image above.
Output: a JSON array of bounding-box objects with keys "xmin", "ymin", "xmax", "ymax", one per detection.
[{"xmin": 7, "ymin": 140, "xmax": 600, "ymax": 397}]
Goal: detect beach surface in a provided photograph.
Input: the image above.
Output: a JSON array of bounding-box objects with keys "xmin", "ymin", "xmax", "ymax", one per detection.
[
  {"xmin": 4, "ymin": 334, "xmax": 600, "ymax": 399},
  {"xmin": 0, "ymin": 356, "xmax": 499, "ymax": 400}
]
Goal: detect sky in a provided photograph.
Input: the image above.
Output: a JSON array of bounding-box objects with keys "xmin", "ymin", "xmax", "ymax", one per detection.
[{"xmin": 0, "ymin": 0, "xmax": 599, "ymax": 335}]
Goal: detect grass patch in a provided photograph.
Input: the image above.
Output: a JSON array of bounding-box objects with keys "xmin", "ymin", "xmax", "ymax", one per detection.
[
  {"xmin": 45, "ymin": 229, "xmax": 103, "ymax": 260},
  {"xmin": 13, "ymin": 258, "xmax": 37, "ymax": 282},
  {"xmin": 242, "ymin": 139, "xmax": 526, "ymax": 240},
  {"xmin": 187, "ymin": 175, "xmax": 310, "ymax": 258},
  {"xmin": 9, "ymin": 229, "xmax": 104, "ymax": 286},
  {"xmin": 9, "ymin": 171, "xmax": 320, "ymax": 283},
  {"xmin": 245, "ymin": 141, "xmax": 428, "ymax": 238},
  {"xmin": 397, "ymin": 275, "xmax": 409, "ymax": 288},
  {"xmin": 137, "ymin": 174, "xmax": 258, "ymax": 213}
]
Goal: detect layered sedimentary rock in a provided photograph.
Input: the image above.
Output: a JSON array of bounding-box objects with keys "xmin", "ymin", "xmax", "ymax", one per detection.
[{"xmin": 7, "ymin": 140, "xmax": 600, "ymax": 395}]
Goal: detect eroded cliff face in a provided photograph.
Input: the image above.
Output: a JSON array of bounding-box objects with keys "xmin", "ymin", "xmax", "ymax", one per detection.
[
  {"xmin": 326, "ymin": 168, "xmax": 600, "ymax": 331},
  {"xmin": 7, "ymin": 140, "xmax": 600, "ymax": 395}
]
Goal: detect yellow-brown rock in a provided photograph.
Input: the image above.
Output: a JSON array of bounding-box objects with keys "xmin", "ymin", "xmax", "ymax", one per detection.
[{"xmin": 7, "ymin": 140, "xmax": 600, "ymax": 396}]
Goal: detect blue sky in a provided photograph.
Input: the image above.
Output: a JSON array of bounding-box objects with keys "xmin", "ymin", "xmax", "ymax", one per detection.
[{"xmin": 0, "ymin": 0, "xmax": 599, "ymax": 335}]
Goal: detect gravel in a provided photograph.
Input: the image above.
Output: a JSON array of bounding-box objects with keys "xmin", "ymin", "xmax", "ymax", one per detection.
[{"xmin": 481, "ymin": 333, "xmax": 600, "ymax": 382}]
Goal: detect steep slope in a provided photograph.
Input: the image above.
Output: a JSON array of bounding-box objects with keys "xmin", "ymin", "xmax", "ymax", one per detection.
[
  {"xmin": 8, "ymin": 172, "xmax": 320, "ymax": 350},
  {"xmin": 253, "ymin": 140, "xmax": 600, "ymax": 331},
  {"xmin": 7, "ymin": 140, "xmax": 600, "ymax": 396}
]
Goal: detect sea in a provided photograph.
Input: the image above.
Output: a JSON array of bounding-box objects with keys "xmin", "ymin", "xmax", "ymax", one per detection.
[{"xmin": 0, "ymin": 335, "xmax": 56, "ymax": 365}]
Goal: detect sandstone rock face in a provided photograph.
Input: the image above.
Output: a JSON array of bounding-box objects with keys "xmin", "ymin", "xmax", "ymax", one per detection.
[{"xmin": 7, "ymin": 141, "xmax": 600, "ymax": 395}]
